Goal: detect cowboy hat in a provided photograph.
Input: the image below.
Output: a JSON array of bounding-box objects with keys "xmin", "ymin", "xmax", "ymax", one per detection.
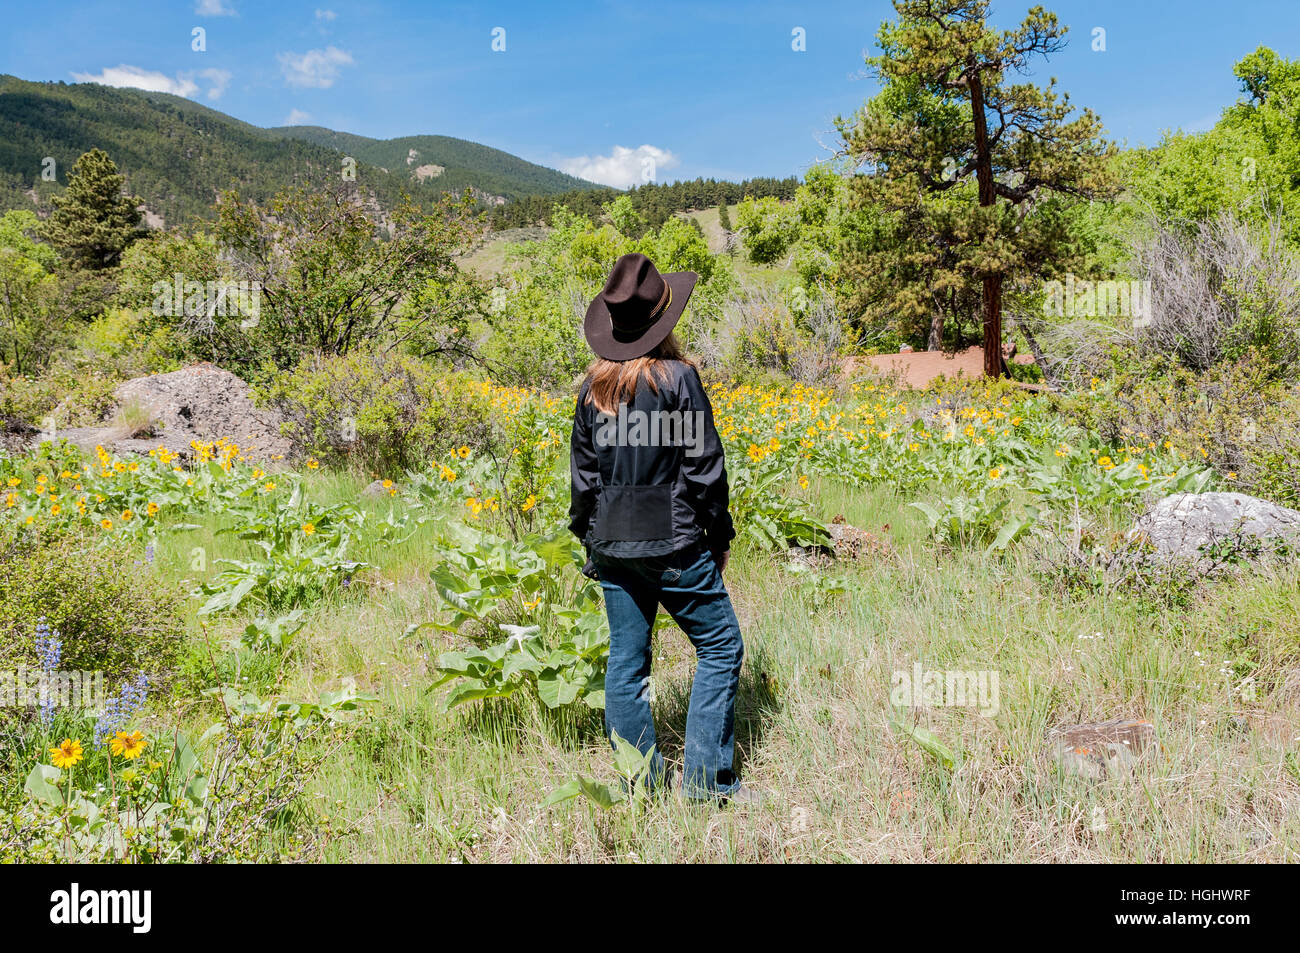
[{"xmin": 584, "ymin": 252, "xmax": 697, "ymax": 361}]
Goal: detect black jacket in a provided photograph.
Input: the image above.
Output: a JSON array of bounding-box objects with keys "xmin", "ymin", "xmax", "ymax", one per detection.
[{"xmin": 569, "ymin": 360, "xmax": 735, "ymax": 561}]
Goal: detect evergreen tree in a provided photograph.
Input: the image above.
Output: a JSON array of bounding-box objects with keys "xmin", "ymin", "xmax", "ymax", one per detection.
[
  {"xmin": 837, "ymin": 0, "xmax": 1117, "ymax": 374},
  {"xmin": 40, "ymin": 149, "xmax": 144, "ymax": 271}
]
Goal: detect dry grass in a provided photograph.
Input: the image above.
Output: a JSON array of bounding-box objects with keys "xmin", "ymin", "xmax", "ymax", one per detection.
[{"xmin": 146, "ymin": 473, "xmax": 1300, "ymax": 863}]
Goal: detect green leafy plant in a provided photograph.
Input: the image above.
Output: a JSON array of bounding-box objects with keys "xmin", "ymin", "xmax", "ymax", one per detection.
[{"xmin": 542, "ymin": 734, "xmax": 661, "ymax": 810}]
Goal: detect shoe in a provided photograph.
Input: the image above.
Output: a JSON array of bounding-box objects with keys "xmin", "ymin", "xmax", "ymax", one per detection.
[
  {"xmin": 720, "ymin": 784, "xmax": 765, "ymax": 808},
  {"xmin": 672, "ymin": 772, "xmax": 766, "ymax": 807}
]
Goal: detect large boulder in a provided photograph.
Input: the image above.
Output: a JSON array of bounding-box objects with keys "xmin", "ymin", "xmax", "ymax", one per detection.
[
  {"xmin": 1129, "ymin": 491, "xmax": 1300, "ymax": 563},
  {"xmin": 35, "ymin": 363, "xmax": 293, "ymax": 463}
]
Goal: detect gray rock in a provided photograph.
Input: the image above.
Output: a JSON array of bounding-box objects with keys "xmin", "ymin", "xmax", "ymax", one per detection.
[
  {"xmin": 1129, "ymin": 491, "xmax": 1300, "ymax": 563},
  {"xmin": 31, "ymin": 363, "xmax": 293, "ymax": 464},
  {"xmin": 362, "ymin": 479, "xmax": 396, "ymax": 498}
]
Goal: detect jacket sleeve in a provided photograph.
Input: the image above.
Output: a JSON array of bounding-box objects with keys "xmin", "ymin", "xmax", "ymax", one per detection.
[
  {"xmin": 678, "ymin": 365, "xmax": 736, "ymax": 554},
  {"xmin": 568, "ymin": 384, "xmax": 600, "ymax": 545}
]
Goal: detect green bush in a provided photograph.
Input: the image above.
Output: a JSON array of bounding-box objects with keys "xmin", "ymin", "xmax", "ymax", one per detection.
[
  {"xmin": 0, "ymin": 310, "xmax": 184, "ymax": 429},
  {"xmin": 0, "ymin": 524, "xmax": 187, "ymax": 689},
  {"xmin": 1052, "ymin": 351, "xmax": 1300, "ymax": 505},
  {"xmin": 256, "ymin": 348, "xmax": 497, "ymax": 474},
  {"xmin": 480, "ymin": 207, "xmax": 736, "ymax": 389}
]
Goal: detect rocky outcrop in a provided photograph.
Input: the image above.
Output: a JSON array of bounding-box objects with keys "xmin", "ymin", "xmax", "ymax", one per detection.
[
  {"xmin": 1129, "ymin": 491, "xmax": 1300, "ymax": 563},
  {"xmin": 33, "ymin": 363, "xmax": 293, "ymax": 463}
]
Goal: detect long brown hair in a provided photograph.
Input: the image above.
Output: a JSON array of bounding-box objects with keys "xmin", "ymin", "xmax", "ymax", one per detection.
[{"xmin": 583, "ymin": 332, "xmax": 695, "ymax": 415}]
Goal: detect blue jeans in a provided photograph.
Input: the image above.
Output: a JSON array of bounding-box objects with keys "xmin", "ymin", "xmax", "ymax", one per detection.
[{"xmin": 592, "ymin": 545, "xmax": 744, "ymax": 798}]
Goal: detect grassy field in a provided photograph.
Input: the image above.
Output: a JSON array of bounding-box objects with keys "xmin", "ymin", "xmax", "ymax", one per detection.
[
  {"xmin": 6, "ymin": 373, "xmax": 1298, "ymax": 864},
  {"xmin": 135, "ymin": 470, "xmax": 1300, "ymax": 863}
]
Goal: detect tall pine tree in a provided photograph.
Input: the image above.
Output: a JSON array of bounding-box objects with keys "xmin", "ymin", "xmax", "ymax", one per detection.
[
  {"xmin": 41, "ymin": 149, "xmax": 144, "ymax": 271},
  {"xmin": 837, "ymin": 0, "xmax": 1117, "ymax": 375}
]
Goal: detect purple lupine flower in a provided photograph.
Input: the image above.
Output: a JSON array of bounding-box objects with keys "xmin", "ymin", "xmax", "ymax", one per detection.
[
  {"xmin": 34, "ymin": 617, "xmax": 63, "ymax": 731},
  {"xmin": 34, "ymin": 617, "xmax": 61, "ymax": 670},
  {"xmin": 94, "ymin": 672, "xmax": 149, "ymax": 746}
]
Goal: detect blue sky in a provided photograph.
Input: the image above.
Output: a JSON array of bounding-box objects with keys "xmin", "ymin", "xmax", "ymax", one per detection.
[{"xmin": 1, "ymin": 0, "xmax": 1296, "ymax": 187}]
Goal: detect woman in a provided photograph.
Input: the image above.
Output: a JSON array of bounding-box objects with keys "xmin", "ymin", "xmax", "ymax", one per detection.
[{"xmin": 569, "ymin": 252, "xmax": 759, "ymax": 804}]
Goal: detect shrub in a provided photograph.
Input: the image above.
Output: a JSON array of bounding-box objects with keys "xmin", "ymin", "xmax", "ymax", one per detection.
[
  {"xmin": 256, "ymin": 348, "xmax": 496, "ymax": 474},
  {"xmin": 699, "ymin": 284, "xmax": 845, "ymax": 384},
  {"xmin": 1133, "ymin": 211, "xmax": 1300, "ymax": 374},
  {"xmin": 735, "ymin": 195, "xmax": 799, "ymax": 264},
  {"xmin": 1030, "ymin": 211, "xmax": 1300, "ymax": 388},
  {"xmin": 1052, "ymin": 351, "xmax": 1300, "ymax": 504},
  {"xmin": 0, "ymin": 525, "xmax": 187, "ymax": 690},
  {"xmin": 0, "ymin": 310, "xmax": 184, "ymax": 430}
]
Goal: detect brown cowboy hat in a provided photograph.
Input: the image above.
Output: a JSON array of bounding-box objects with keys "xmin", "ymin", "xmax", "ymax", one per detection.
[{"xmin": 584, "ymin": 253, "xmax": 697, "ymax": 361}]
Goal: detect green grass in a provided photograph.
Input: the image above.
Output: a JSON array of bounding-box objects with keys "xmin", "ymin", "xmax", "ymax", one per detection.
[{"xmin": 136, "ymin": 470, "xmax": 1300, "ymax": 862}]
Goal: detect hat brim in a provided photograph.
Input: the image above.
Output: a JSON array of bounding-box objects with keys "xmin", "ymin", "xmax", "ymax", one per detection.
[{"xmin": 584, "ymin": 270, "xmax": 698, "ymax": 361}]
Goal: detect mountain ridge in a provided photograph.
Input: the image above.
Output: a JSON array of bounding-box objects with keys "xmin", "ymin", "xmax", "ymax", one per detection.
[{"xmin": 0, "ymin": 74, "xmax": 602, "ymax": 225}]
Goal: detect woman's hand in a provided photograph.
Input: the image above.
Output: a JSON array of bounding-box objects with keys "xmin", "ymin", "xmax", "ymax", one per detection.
[{"xmin": 717, "ymin": 550, "xmax": 729, "ymax": 573}]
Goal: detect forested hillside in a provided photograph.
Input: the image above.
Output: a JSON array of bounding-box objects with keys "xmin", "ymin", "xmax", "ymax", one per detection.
[
  {"xmin": 268, "ymin": 126, "xmax": 596, "ymax": 201},
  {"xmin": 489, "ymin": 174, "xmax": 799, "ymax": 229},
  {"xmin": 0, "ymin": 75, "xmax": 594, "ymax": 224}
]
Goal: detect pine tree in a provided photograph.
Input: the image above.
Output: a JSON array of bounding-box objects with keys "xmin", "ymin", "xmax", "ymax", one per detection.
[
  {"xmin": 41, "ymin": 149, "xmax": 144, "ymax": 271},
  {"xmin": 837, "ymin": 0, "xmax": 1118, "ymax": 375}
]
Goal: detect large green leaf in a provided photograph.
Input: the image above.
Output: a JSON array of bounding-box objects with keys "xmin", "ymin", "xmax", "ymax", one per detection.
[
  {"xmin": 892, "ymin": 719, "xmax": 958, "ymax": 771},
  {"xmin": 24, "ymin": 764, "xmax": 63, "ymax": 806}
]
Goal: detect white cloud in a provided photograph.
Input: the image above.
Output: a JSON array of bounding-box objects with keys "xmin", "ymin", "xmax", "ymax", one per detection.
[
  {"xmin": 69, "ymin": 65, "xmax": 231, "ymax": 100},
  {"xmin": 278, "ymin": 46, "xmax": 354, "ymax": 88},
  {"xmin": 198, "ymin": 68, "xmax": 232, "ymax": 100},
  {"xmin": 315, "ymin": 9, "xmax": 337, "ymax": 22},
  {"xmin": 195, "ymin": 0, "xmax": 236, "ymax": 16},
  {"xmin": 558, "ymin": 144, "xmax": 680, "ymax": 189},
  {"xmin": 283, "ymin": 108, "xmax": 312, "ymax": 125}
]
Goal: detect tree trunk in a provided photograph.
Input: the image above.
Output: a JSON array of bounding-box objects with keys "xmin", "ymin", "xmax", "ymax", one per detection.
[
  {"xmin": 981, "ymin": 274, "xmax": 1005, "ymax": 377},
  {"xmin": 967, "ymin": 64, "xmax": 1007, "ymax": 378},
  {"xmin": 1015, "ymin": 313, "xmax": 1063, "ymax": 391},
  {"xmin": 928, "ymin": 307, "xmax": 944, "ymax": 351}
]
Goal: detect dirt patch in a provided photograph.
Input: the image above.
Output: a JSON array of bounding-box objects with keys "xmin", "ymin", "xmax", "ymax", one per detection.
[
  {"xmin": 847, "ymin": 346, "xmax": 1035, "ymax": 389},
  {"xmin": 411, "ymin": 163, "xmax": 444, "ymax": 182}
]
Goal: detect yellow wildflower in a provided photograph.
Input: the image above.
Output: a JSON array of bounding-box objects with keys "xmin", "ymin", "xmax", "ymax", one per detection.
[
  {"xmin": 110, "ymin": 731, "xmax": 147, "ymax": 760},
  {"xmin": 50, "ymin": 738, "xmax": 84, "ymax": 769}
]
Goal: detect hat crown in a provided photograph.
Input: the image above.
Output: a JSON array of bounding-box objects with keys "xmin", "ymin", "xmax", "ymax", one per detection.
[{"xmin": 603, "ymin": 253, "xmax": 667, "ymax": 327}]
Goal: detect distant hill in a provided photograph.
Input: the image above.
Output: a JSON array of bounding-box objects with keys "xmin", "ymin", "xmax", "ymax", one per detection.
[
  {"xmin": 0, "ymin": 74, "xmax": 598, "ymax": 226},
  {"xmin": 267, "ymin": 127, "xmax": 597, "ymax": 201}
]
